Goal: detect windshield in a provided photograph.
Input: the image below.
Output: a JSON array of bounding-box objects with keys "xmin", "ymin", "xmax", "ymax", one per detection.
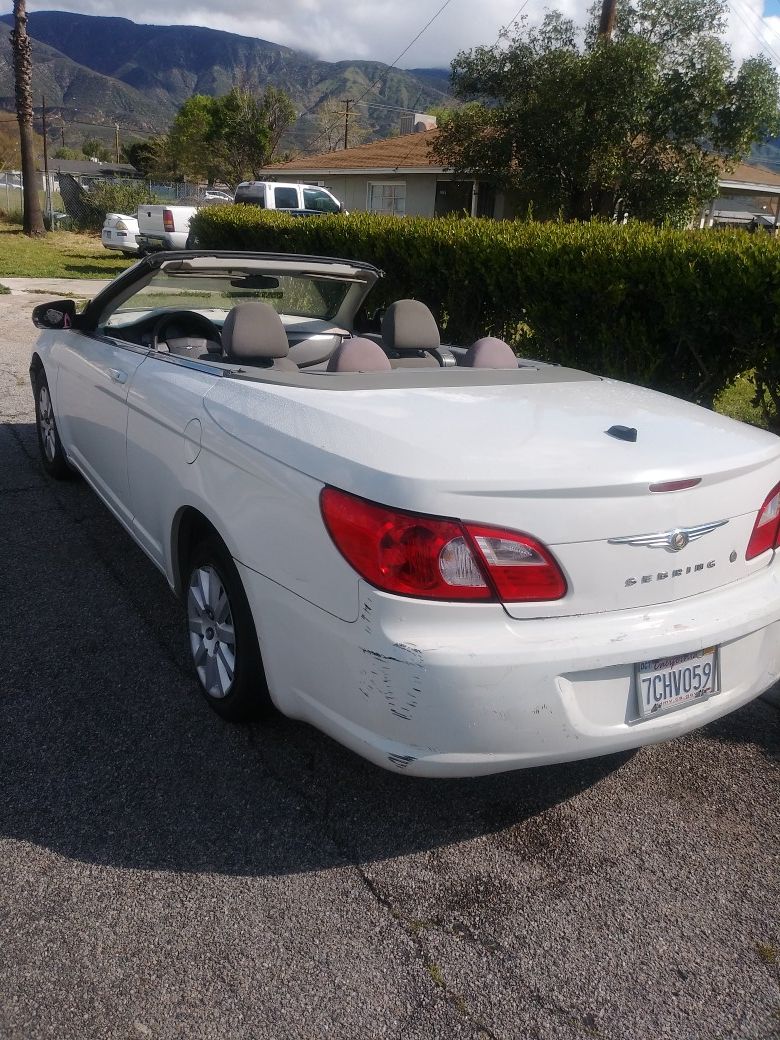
[{"xmin": 103, "ymin": 266, "xmax": 355, "ymax": 325}]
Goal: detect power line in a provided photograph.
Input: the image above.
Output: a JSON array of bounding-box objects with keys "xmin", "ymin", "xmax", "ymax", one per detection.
[
  {"xmin": 727, "ymin": 0, "xmax": 780, "ymax": 67},
  {"xmin": 374, "ymin": 0, "xmax": 534, "ymax": 174},
  {"xmin": 298, "ymin": 0, "xmax": 459, "ymax": 156}
]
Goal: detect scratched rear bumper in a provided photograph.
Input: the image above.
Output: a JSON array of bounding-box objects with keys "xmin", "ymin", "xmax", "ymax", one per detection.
[{"xmin": 238, "ymin": 563, "xmax": 780, "ymax": 777}]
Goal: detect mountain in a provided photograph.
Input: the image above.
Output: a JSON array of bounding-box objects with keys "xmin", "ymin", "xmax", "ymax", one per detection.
[{"xmin": 0, "ymin": 10, "xmax": 452, "ymax": 150}]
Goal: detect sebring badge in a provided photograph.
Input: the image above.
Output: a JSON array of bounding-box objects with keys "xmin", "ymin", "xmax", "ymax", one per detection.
[{"xmin": 608, "ymin": 519, "xmax": 729, "ymax": 553}]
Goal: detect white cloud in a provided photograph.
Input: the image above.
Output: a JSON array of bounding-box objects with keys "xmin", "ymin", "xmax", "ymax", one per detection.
[{"xmin": 24, "ymin": 0, "xmax": 780, "ymax": 71}]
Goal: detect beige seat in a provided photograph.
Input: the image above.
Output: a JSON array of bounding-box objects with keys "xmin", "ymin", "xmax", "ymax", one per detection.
[
  {"xmin": 380, "ymin": 300, "xmax": 442, "ymax": 368},
  {"xmin": 222, "ymin": 301, "xmax": 297, "ymax": 371}
]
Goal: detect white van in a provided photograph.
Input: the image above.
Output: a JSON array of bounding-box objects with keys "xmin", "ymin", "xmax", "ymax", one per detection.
[{"xmin": 234, "ymin": 181, "xmax": 344, "ymax": 214}]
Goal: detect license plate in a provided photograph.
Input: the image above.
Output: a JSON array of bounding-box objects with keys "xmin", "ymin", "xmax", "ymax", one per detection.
[{"xmin": 635, "ymin": 647, "xmax": 718, "ymax": 718}]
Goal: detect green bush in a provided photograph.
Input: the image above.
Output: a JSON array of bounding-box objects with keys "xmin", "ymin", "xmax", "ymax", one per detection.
[
  {"xmin": 75, "ymin": 181, "xmax": 160, "ymax": 231},
  {"xmin": 189, "ymin": 206, "xmax": 780, "ymax": 410}
]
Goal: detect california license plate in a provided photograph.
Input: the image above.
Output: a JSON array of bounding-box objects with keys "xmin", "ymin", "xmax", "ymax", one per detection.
[{"xmin": 636, "ymin": 648, "xmax": 719, "ymax": 718}]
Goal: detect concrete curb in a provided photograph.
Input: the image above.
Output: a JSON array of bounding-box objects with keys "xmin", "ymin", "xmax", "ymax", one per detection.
[{"xmin": 0, "ymin": 277, "xmax": 111, "ymax": 297}]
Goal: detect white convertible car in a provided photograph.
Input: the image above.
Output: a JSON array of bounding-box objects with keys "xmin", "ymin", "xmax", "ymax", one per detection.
[{"xmin": 30, "ymin": 250, "xmax": 780, "ymax": 776}]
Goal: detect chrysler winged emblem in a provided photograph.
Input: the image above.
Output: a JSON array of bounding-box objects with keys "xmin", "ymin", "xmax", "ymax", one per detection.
[{"xmin": 608, "ymin": 519, "xmax": 728, "ymax": 553}]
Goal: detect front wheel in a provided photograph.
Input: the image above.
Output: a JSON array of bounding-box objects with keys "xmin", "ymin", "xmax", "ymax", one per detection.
[
  {"xmin": 33, "ymin": 367, "xmax": 73, "ymax": 480},
  {"xmin": 185, "ymin": 537, "xmax": 271, "ymax": 722}
]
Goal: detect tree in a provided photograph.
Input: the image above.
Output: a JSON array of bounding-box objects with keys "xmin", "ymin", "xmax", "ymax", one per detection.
[
  {"xmin": 168, "ymin": 87, "xmax": 296, "ymax": 186},
  {"xmin": 52, "ymin": 146, "xmax": 81, "ymax": 161},
  {"xmin": 81, "ymin": 137, "xmax": 112, "ymax": 162},
  {"xmin": 123, "ymin": 136, "xmax": 175, "ymax": 179},
  {"xmin": 10, "ymin": 0, "xmax": 44, "ymax": 235},
  {"xmin": 310, "ymin": 98, "xmax": 370, "ymax": 152},
  {"xmin": 432, "ymin": 0, "xmax": 780, "ymax": 223}
]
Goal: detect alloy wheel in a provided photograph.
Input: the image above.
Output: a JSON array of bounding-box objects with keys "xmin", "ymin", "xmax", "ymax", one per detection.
[
  {"xmin": 38, "ymin": 384, "xmax": 57, "ymax": 463},
  {"xmin": 187, "ymin": 564, "xmax": 236, "ymax": 699}
]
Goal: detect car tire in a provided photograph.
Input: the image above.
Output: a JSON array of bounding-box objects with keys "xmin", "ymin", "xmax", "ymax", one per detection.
[
  {"xmin": 33, "ymin": 367, "xmax": 73, "ymax": 480},
  {"xmin": 185, "ymin": 537, "xmax": 272, "ymax": 722}
]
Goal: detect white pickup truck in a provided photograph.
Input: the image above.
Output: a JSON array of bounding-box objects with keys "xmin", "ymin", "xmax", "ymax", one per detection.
[
  {"xmin": 136, "ymin": 204, "xmax": 197, "ymax": 252},
  {"xmin": 136, "ymin": 182, "xmax": 344, "ymax": 252}
]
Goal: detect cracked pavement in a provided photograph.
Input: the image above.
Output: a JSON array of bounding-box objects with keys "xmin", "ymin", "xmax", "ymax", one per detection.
[{"xmin": 0, "ymin": 286, "xmax": 778, "ymax": 1039}]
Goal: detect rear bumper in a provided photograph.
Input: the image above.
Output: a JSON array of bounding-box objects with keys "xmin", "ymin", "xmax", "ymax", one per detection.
[
  {"xmin": 137, "ymin": 233, "xmax": 186, "ymax": 251},
  {"xmin": 101, "ymin": 230, "xmax": 139, "ymax": 253},
  {"xmin": 238, "ymin": 561, "xmax": 780, "ymax": 777}
]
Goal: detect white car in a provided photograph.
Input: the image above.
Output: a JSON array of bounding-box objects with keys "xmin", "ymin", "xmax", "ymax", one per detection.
[
  {"xmin": 101, "ymin": 212, "xmax": 141, "ymax": 254},
  {"xmin": 29, "ymin": 250, "xmax": 780, "ymax": 777}
]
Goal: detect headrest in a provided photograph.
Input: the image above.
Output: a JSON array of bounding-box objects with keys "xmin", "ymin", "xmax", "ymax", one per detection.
[
  {"xmin": 464, "ymin": 337, "xmax": 518, "ymax": 369},
  {"xmin": 327, "ymin": 337, "xmax": 392, "ymax": 373},
  {"xmin": 222, "ymin": 301, "xmax": 289, "ymax": 360},
  {"xmin": 381, "ymin": 299, "xmax": 440, "ymax": 353}
]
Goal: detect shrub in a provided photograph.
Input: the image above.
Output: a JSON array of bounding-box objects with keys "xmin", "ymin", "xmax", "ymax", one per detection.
[
  {"xmin": 189, "ymin": 206, "xmax": 780, "ymax": 409},
  {"xmin": 73, "ymin": 181, "xmax": 160, "ymax": 231}
]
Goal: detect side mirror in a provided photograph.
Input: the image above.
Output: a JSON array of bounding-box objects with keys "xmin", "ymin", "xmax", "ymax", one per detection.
[{"xmin": 32, "ymin": 299, "xmax": 78, "ymax": 330}]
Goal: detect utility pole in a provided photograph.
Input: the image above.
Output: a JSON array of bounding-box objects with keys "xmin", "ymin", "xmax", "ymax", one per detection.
[
  {"xmin": 115, "ymin": 122, "xmax": 120, "ymax": 164},
  {"xmin": 597, "ymin": 0, "xmax": 618, "ymax": 39},
  {"xmin": 41, "ymin": 94, "xmax": 52, "ymax": 226},
  {"xmin": 60, "ymin": 124, "xmax": 65, "ymax": 148},
  {"xmin": 343, "ymin": 99, "xmax": 351, "ymax": 151}
]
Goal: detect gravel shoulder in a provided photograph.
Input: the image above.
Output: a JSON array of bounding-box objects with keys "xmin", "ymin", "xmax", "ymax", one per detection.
[{"xmin": 1, "ymin": 290, "xmax": 778, "ymax": 1040}]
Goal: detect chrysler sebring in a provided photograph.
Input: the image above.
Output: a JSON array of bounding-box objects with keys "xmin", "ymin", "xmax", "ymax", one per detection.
[{"xmin": 29, "ymin": 250, "xmax": 780, "ymax": 776}]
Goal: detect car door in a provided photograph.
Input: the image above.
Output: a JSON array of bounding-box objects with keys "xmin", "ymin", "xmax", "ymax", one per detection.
[
  {"xmin": 126, "ymin": 353, "xmax": 221, "ymax": 567},
  {"xmin": 51, "ymin": 331, "xmax": 147, "ymax": 528}
]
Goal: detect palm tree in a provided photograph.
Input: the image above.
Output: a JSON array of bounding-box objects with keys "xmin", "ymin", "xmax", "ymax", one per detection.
[{"xmin": 11, "ymin": 0, "xmax": 44, "ymax": 236}]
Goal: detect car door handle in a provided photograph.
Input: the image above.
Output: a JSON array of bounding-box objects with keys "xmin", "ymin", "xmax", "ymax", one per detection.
[{"xmin": 108, "ymin": 368, "xmax": 128, "ymax": 385}]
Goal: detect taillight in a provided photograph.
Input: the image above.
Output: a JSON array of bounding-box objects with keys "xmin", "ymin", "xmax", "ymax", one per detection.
[
  {"xmin": 320, "ymin": 487, "xmax": 566, "ymax": 603},
  {"xmin": 115, "ymin": 218, "xmax": 128, "ymax": 231},
  {"xmin": 163, "ymin": 208, "xmax": 175, "ymax": 233},
  {"xmin": 746, "ymin": 482, "xmax": 780, "ymax": 560}
]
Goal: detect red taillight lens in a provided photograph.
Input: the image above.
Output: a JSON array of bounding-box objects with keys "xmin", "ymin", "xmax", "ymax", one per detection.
[
  {"xmin": 746, "ymin": 482, "xmax": 780, "ymax": 560},
  {"xmin": 320, "ymin": 487, "xmax": 566, "ymax": 603},
  {"xmin": 163, "ymin": 208, "xmax": 175, "ymax": 232}
]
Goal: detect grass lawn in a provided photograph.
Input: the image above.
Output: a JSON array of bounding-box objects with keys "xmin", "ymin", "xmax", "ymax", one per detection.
[{"xmin": 0, "ymin": 219, "xmax": 133, "ymax": 279}]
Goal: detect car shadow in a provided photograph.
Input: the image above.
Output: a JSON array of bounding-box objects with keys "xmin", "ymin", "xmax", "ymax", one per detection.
[{"xmin": 0, "ymin": 422, "xmax": 665, "ymax": 878}]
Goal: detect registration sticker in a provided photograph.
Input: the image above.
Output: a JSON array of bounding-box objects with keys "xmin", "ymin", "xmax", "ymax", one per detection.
[{"xmin": 635, "ymin": 648, "xmax": 719, "ymax": 718}]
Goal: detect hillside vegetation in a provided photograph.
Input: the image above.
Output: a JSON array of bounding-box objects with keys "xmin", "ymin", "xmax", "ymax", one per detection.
[{"xmin": 0, "ymin": 11, "xmax": 450, "ymax": 143}]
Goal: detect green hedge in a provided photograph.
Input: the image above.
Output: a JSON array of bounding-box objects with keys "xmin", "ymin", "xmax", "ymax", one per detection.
[
  {"xmin": 189, "ymin": 206, "xmax": 780, "ymax": 411},
  {"xmin": 74, "ymin": 182, "xmax": 161, "ymax": 232}
]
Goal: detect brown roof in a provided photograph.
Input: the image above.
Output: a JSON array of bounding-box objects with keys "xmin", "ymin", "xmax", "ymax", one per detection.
[
  {"xmin": 721, "ymin": 161, "xmax": 780, "ymax": 188},
  {"xmin": 263, "ymin": 132, "xmax": 780, "ymax": 191},
  {"xmin": 260, "ymin": 129, "xmax": 445, "ymax": 175}
]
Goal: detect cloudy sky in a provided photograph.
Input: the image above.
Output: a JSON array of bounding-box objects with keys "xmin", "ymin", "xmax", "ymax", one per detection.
[{"xmin": 23, "ymin": 0, "xmax": 780, "ymax": 70}]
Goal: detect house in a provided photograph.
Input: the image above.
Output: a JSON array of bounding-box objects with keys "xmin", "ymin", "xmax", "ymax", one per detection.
[
  {"xmin": 262, "ymin": 129, "xmax": 780, "ymax": 229},
  {"xmin": 702, "ymin": 161, "xmax": 780, "ymax": 230},
  {"xmin": 257, "ymin": 129, "xmax": 503, "ymax": 219}
]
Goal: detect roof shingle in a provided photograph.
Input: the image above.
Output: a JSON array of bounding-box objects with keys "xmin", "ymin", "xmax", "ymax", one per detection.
[{"xmin": 260, "ymin": 129, "xmax": 444, "ymax": 174}]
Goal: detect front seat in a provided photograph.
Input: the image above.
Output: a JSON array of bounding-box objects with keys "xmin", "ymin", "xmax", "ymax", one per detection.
[
  {"xmin": 463, "ymin": 337, "xmax": 518, "ymax": 369},
  {"xmin": 222, "ymin": 301, "xmax": 297, "ymax": 371},
  {"xmin": 380, "ymin": 299, "xmax": 442, "ymax": 368}
]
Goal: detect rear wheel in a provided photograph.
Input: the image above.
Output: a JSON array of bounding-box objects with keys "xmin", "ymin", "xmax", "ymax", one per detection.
[
  {"xmin": 33, "ymin": 367, "xmax": 72, "ymax": 480},
  {"xmin": 185, "ymin": 537, "xmax": 270, "ymax": 722}
]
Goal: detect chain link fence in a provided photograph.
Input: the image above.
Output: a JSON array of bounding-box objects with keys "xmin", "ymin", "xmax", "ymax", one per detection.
[{"xmin": 0, "ymin": 170, "xmax": 231, "ymax": 227}]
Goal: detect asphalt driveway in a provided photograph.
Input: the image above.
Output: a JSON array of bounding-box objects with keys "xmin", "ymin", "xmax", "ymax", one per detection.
[{"xmin": 0, "ymin": 286, "xmax": 778, "ymax": 1040}]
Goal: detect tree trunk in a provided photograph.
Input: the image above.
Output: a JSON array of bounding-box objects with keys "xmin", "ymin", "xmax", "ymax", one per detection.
[{"xmin": 11, "ymin": 0, "xmax": 45, "ymax": 236}]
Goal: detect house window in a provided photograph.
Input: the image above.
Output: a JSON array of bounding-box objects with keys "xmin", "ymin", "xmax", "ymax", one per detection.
[{"xmin": 367, "ymin": 182, "xmax": 406, "ymax": 216}]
